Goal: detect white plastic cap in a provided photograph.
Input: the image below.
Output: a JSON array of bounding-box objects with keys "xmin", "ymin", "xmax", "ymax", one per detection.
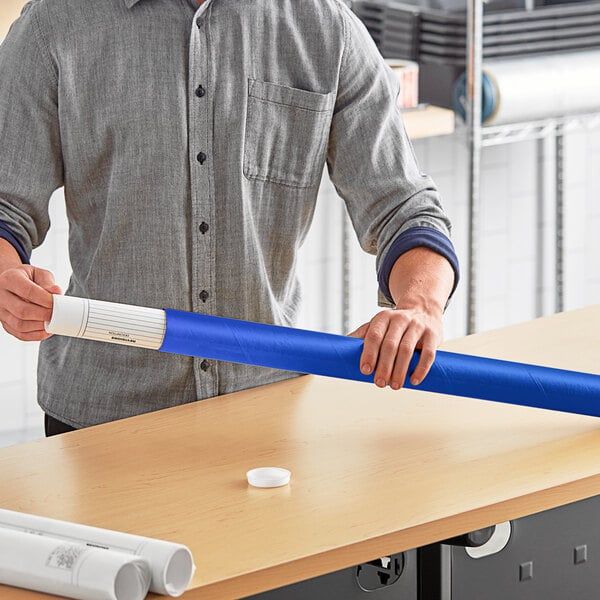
[
  {"xmin": 45, "ymin": 294, "xmax": 87, "ymax": 337},
  {"xmin": 246, "ymin": 467, "xmax": 291, "ymax": 488}
]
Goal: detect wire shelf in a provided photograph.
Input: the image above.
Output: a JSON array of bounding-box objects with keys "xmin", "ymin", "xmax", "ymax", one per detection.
[{"xmin": 480, "ymin": 111, "xmax": 600, "ymax": 146}]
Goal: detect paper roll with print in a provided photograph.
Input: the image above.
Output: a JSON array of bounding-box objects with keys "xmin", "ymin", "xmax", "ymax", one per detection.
[
  {"xmin": 0, "ymin": 507, "xmax": 195, "ymax": 597},
  {"xmin": 0, "ymin": 527, "xmax": 150, "ymax": 600},
  {"xmin": 45, "ymin": 295, "xmax": 600, "ymax": 418},
  {"xmin": 385, "ymin": 58, "xmax": 419, "ymax": 109},
  {"xmin": 453, "ymin": 50, "xmax": 600, "ymax": 125}
]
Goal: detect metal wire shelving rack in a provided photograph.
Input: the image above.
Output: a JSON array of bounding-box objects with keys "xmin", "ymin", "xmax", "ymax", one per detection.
[{"xmin": 464, "ymin": 0, "xmax": 600, "ymax": 333}]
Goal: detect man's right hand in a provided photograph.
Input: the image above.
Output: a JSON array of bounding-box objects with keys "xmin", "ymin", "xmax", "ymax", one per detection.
[{"xmin": 0, "ymin": 239, "xmax": 62, "ymax": 341}]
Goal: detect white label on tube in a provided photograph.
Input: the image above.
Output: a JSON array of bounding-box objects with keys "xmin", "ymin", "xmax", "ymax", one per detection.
[{"xmin": 46, "ymin": 295, "xmax": 166, "ymax": 350}]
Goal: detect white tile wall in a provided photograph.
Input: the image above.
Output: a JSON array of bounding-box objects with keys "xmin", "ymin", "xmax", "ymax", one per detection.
[{"xmin": 2, "ymin": 128, "xmax": 600, "ymax": 445}]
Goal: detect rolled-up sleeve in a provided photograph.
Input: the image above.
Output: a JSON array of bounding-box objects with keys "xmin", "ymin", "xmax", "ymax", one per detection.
[
  {"xmin": 0, "ymin": 3, "xmax": 63, "ymax": 260},
  {"xmin": 327, "ymin": 6, "xmax": 458, "ymax": 306}
]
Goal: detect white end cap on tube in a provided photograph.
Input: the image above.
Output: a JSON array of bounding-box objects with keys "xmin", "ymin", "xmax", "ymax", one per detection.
[{"xmin": 45, "ymin": 294, "xmax": 88, "ymax": 338}]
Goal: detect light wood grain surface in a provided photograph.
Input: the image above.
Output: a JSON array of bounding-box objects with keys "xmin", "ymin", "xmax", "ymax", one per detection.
[
  {"xmin": 1, "ymin": 306, "xmax": 600, "ymax": 599},
  {"xmin": 402, "ymin": 105, "xmax": 455, "ymax": 139}
]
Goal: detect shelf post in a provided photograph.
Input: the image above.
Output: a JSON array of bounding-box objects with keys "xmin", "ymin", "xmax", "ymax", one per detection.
[
  {"xmin": 555, "ymin": 133, "xmax": 565, "ymax": 313},
  {"xmin": 466, "ymin": 0, "xmax": 483, "ymax": 334}
]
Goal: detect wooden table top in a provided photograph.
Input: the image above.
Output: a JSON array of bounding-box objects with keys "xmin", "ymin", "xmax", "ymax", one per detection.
[{"xmin": 2, "ymin": 307, "xmax": 600, "ymax": 600}]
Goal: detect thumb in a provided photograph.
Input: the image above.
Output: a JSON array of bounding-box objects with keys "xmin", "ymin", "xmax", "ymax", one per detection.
[
  {"xmin": 32, "ymin": 267, "xmax": 62, "ymax": 295},
  {"xmin": 347, "ymin": 322, "xmax": 369, "ymax": 339}
]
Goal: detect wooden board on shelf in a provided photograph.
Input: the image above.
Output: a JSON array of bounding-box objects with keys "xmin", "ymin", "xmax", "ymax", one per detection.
[{"xmin": 402, "ymin": 104, "xmax": 455, "ymax": 139}]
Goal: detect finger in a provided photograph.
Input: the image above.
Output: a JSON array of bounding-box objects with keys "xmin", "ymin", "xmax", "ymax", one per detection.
[
  {"xmin": 389, "ymin": 323, "xmax": 425, "ymax": 390},
  {"xmin": 33, "ymin": 268, "xmax": 62, "ymax": 295},
  {"xmin": 6, "ymin": 269, "xmax": 54, "ymax": 309},
  {"xmin": 361, "ymin": 314, "xmax": 392, "ymax": 384},
  {"xmin": 347, "ymin": 322, "xmax": 369, "ymax": 339},
  {"xmin": 347, "ymin": 323, "xmax": 374, "ymax": 376},
  {"xmin": 1, "ymin": 311, "xmax": 50, "ymax": 334},
  {"xmin": 372, "ymin": 319, "xmax": 410, "ymax": 388},
  {"xmin": 409, "ymin": 330, "xmax": 438, "ymax": 386},
  {"xmin": 2, "ymin": 321, "xmax": 52, "ymax": 342},
  {"xmin": 0, "ymin": 291, "xmax": 54, "ymax": 323}
]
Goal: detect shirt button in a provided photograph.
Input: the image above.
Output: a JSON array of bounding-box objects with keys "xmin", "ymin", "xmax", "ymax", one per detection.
[
  {"xmin": 197, "ymin": 152, "xmax": 207, "ymax": 164},
  {"xmin": 200, "ymin": 359, "xmax": 210, "ymax": 371},
  {"xmin": 199, "ymin": 222, "xmax": 209, "ymax": 234},
  {"xmin": 199, "ymin": 290, "xmax": 209, "ymax": 302},
  {"xmin": 196, "ymin": 17, "xmax": 202, "ymax": 28},
  {"xmin": 195, "ymin": 85, "xmax": 206, "ymax": 98}
]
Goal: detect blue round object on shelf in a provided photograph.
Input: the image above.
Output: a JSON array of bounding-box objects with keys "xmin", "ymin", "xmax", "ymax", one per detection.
[{"xmin": 453, "ymin": 71, "xmax": 497, "ymax": 124}]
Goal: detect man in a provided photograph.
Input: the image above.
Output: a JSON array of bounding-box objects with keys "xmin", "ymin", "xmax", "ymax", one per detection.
[{"xmin": 0, "ymin": 0, "xmax": 458, "ymax": 435}]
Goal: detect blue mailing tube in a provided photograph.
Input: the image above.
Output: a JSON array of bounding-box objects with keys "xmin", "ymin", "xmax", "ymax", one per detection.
[{"xmin": 161, "ymin": 308, "xmax": 600, "ymax": 418}]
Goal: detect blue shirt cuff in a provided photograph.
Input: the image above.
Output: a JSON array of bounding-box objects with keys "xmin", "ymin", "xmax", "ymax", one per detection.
[
  {"xmin": 0, "ymin": 221, "xmax": 30, "ymax": 264},
  {"xmin": 377, "ymin": 226, "xmax": 460, "ymax": 305}
]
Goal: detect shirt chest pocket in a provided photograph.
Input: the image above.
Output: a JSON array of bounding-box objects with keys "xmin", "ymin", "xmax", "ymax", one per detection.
[{"xmin": 243, "ymin": 79, "xmax": 334, "ymax": 189}]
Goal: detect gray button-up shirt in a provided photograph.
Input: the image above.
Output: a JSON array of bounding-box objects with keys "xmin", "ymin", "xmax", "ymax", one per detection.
[{"xmin": 0, "ymin": 0, "xmax": 453, "ymax": 427}]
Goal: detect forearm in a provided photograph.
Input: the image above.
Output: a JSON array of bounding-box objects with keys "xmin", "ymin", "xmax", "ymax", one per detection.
[{"xmin": 388, "ymin": 246, "xmax": 454, "ymax": 315}]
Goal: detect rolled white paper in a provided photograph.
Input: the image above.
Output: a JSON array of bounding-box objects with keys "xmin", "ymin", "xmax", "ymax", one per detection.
[
  {"xmin": 454, "ymin": 50, "xmax": 600, "ymax": 125},
  {"xmin": 481, "ymin": 51, "xmax": 600, "ymax": 125},
  {"xmin": 0, "ymin": 509, "xmax": 195, "ymax": 597},
  {"xmin": 46, "ymin": 295, "xmax": 166, "ymax": 350},
  {"xmin": 0, "ymin": 527, "xmax": 150, "ymax": 600}
]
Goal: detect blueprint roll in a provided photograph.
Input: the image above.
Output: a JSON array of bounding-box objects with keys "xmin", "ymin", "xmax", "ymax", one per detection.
[
  {"xmin": 46, "ymin": 295, "xmax": 600, "ymax": 417},
  {"xmin": 453, "ymin": 50, "xmax": 600, "ymax": 125},
  {"xmin": 0, "ymin": 507, "xmax": 195, "ymax": 597},
  {"xmin": 0, "ymin": 528, "xmax": 150, "ymax": 600}
]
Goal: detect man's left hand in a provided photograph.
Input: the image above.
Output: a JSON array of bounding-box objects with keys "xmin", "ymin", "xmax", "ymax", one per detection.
[
  {"xmin": 348, "ymin": 305, "xmax": 442, "ymax": 389},
  {"xmin": 348, "ymin": 246, "xmax": 455, "ymax": 389}
]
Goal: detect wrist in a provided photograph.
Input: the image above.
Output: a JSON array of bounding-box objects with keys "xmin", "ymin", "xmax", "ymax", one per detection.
[
  {"xmin": 0, "ymin": 239, "xmax": 23, "ymax": 275},
  {"xmin": 392, "ymin": 289, "xmax": 445, "ymax": 317},
  {"xmin": 389, "ymin": 248, "xmax": 454, "ymax": 314}
]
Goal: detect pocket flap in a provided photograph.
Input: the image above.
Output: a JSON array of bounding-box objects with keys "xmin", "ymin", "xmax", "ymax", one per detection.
[{"xmin": 248, "ymin": 79, "xmax": 334, "ymax": 113}]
